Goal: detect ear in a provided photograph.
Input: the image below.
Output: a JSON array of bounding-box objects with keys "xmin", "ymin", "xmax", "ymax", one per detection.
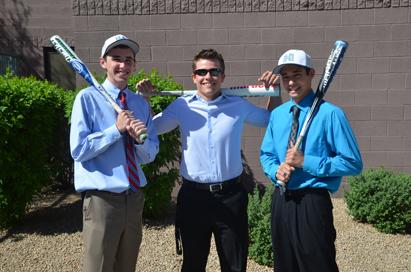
[
  {"xmin": 192, "ymin": 73, "xmax": 196, "ymax": 83},
  {"xmin": 309, "ymin": 68, "xmax": 315, "ymax": 77},
  {"xmin": 220, "ymin": 72, "xmax": 225, "ymax": 83},
  {"xmin": 99, "ymin": 57, "xmax": 107, "ymax": 70}
]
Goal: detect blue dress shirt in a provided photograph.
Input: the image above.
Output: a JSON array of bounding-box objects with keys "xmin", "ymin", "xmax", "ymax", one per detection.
[
  {"xmin": 260, "ymin": 90, "xmax": 363, "ymax": 193},
  {"xmin": 153, "ymin": 93, "xmax": 270, "ymax": 183},
  {"xmin": 70, "ymin": 79, "xmax": 159, "ymax": 193}
]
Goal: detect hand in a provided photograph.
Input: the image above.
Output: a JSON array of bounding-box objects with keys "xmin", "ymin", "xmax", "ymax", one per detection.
[
  {"xmin": 258, "ymin": 71, "xmax": 280, "ymax": 88},
  {"xmin": 127, "ymin": 119, "xmax": 147, "ymax": 144},
  {"xmin": 276, "ymin": 163, "xmax": 295, "ymax": 183},
  {"xmin": 116, "ymin": 110, "xmax": 135, "ymax": 133},
  {"xmin": 136, "ymin": 79, "xmax": 155, "ymax": 97},
  {"xmin": 285, "ymin": 144, "xmax": 304, "ymax": 168}
]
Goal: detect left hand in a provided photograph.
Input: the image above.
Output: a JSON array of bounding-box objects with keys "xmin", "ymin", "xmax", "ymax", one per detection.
[
  {"xmin": 127, "ymin": 118, "xmax": 147, "ymax": 144},
  {"xmin": 285, "ymin": 145, "xmax": 304, "ymax": 168}
]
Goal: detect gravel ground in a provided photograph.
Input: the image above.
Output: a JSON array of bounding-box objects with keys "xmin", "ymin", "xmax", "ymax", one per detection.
[{"xmin": 0, "ymin": 189, "xmax": 410, "ymax": 272}]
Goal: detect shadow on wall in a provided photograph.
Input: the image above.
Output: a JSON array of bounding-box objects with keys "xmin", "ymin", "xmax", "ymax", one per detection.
[{"xmin": 0, "ymin": 0, "xmax": 42, "ymax": 77}]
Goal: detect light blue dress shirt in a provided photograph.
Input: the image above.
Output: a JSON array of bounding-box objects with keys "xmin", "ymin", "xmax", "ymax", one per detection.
[
  {"xmin": 70, "ymin": 79, "xmax": 159, "ymax": 193},
  {"xmin": 153, "ymin": 93, "xmax": 270, "ymax": 183},
  {"xmin": 260, "ymin": 91, "xmax": 363, "ymax": 193}
]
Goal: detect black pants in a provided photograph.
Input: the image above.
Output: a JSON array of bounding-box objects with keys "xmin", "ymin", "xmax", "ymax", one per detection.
[
  {"xmin": 271, "ymin": 188, "xmax": 338, "ymax": 272},
  {"xmin": 176, "ymin": 179, "xmax": 248, "ymax": 272}
]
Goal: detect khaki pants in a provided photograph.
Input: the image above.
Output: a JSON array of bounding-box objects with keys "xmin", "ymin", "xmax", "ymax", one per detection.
[{"xmin": 82, "ymin": 190, "xmax": 144, "ymax": 272}]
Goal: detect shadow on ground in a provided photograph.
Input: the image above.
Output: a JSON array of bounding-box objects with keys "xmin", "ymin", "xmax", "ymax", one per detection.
[
  {"xmin": 0, "ymin": 189, "xmax": 83, "ymax": 243},
  {"xmin": 0, "ymin": 187, "xmax": 177, "ymax": 243}
]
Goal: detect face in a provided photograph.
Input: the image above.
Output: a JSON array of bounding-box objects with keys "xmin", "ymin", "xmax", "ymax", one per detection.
[
  {"xmin": 192, "ymin": 58, "xmax": 225, "ymax": 101},
  {"xmin": 99, "ymin": 47, "xmax": 136, "ymax": 90},
  {"xmin": 280, "ymin": 65, "xmax": 315, "ymax": 104}
]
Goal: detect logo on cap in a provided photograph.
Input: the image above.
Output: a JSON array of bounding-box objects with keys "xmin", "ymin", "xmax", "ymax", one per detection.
[{"xmin": 283, "ymin": 53, "xmax": 295, "ymax": 63}]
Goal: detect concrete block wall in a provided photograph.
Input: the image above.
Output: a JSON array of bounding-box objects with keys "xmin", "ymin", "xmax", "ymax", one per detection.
[
  {"xmin": 72, "ymin": 5, "xmax": 411, "ymax": 182},
  {"xmin": 1, "ymin": 0, "xmax": 74, "ymax": 76},
  {"xmin": 2, "ymin": 0, "xmax": 411, "ymax": 184}
]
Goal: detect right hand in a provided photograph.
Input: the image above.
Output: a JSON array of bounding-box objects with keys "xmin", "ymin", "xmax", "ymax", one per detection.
[
  {"xmin": 136, "ymin": 79, "xmax": 155, "ymax": 97},
  {"xmin": 116, "ymin": 110, "xmax": 134, "ymax": 133},
  {"xmin": 275, "ymin": 163, "xmax": 295, "ymax": 184}
]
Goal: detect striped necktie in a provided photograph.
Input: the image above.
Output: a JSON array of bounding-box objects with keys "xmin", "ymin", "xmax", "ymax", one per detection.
[
  {"xmin": 287, "ymin": 105, "xmax": 300, "ymax": 149},
  {"xmin": 119, "ymin": 91, "xmax": 140, "ymax": 191}
]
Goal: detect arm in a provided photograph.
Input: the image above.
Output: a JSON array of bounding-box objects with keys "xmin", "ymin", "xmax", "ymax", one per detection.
[
  {"xmin": 302, "ymin": 108, "xmax": 363, "ymax": 177},
  {"xmin": 134, "ymin": 100, "xmax": 159, "ymax": 164},
  {"xmin": 260, "ymin": 119, "xmax": 281, "ymax": 184},
  {"xmin": 136, "ymin": 79, "xmax": 179, "ymax": 135},
  {"xmin": 70, "ymin": 91, "xmax": 122, "ymax": 162}
]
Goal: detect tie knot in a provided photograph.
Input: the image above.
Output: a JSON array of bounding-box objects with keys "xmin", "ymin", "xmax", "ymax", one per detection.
[
  {"xmin": 292, "ymin": 105, "xmax": 300, "ymax": 117},
  {"xmin": 119, "ymin": 91, "xmax": 127, "ymax": 108}
]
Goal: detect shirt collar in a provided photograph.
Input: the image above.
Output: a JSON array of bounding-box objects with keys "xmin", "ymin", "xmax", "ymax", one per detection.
[
  {"xmin": 288, "ymin": 90, "xmax": 315, "ymax": 113},
  {"xmin": 188, "ymin": 92, "xmax": 227, "ymax": 105},
  {"xmin": 102, "ymin": 79, "xmax": 130, "ymax": 100}
]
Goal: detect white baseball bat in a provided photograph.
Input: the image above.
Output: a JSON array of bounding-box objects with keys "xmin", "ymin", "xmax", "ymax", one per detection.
[{"xmin": 143, "ymin": 85, "xmax": 280, "ymax": 97}]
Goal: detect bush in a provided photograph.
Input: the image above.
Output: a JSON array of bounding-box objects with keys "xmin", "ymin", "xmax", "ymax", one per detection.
[
  {"xmin": 65, "ymin": 69, "xmax": 182, "ymax": 219},
  {"xmin": 129, "ymin": 70, "xmax": 181, "ymax": 218},
  {"xmin": 344, "ymin": 167, "xmax": 411, "ymax": 234},
  {"xmin": 248, "ymin": 183, "xmax": 274, "ymax": 267},
  {"xmin": 0, "ymin": 73, "xmax": 70, "ymax": 228}
]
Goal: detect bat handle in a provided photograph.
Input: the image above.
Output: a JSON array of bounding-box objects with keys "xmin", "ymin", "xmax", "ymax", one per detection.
[{"xmin": 139, "ymin": 134, "xmax": 147, "ymax": 142}]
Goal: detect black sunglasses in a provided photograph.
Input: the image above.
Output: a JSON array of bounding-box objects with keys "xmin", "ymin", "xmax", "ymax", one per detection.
[{"xmin": 193, "ymin": 68, "xmax": 222, "ymax": 77}]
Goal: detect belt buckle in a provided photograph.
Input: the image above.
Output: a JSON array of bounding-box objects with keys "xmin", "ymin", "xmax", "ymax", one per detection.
[{"xmin": 209, "ymin": 183, "xmax": 223, "ymax": 193}]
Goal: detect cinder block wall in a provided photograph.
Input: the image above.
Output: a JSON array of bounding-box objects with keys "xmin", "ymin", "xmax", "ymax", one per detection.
[
  {"xmin": 2, "ymin": 0, "xmax": 411, "ymax": 184},
  {"xmin": 1, "ymin": 0, "xmax": 74, "ymax": 76}
]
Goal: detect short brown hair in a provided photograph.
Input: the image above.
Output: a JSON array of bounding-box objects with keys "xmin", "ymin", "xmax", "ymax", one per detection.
[{"xmin": 192, "ymin": 49, "xmax": 225, "ymax": 73}]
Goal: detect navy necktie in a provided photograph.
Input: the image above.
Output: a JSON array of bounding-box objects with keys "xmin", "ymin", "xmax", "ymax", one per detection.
[{"xmin": 287, "ymin": 105, "xmax": 300, "ymax": 149}]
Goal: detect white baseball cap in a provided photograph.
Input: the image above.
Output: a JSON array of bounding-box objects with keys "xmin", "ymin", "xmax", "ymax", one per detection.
[
  {"xmin": 272, "ymin": 49, "xmax": 313, "ymax": 74},
  {"xmin": 100, "ymin": 34, "xmax": 140, "ymax": 58}
]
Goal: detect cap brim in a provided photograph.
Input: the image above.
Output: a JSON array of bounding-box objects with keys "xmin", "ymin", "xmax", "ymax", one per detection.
[
  {"xmin": 103, "ymin": 40, "xmax": 140, "ymax": 57},
  {"xmin": 272, "ymin": 64, "xmax": 286, "ymax": 74},
  {"xmin": 272, "ymin": 64, "xmax": 311, "ymax": 74}
]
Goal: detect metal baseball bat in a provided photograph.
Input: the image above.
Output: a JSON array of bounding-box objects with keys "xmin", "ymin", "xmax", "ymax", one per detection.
[
  {"xmin": 278, "ymin": 40, "xmax": 349, "ymax": 189},
  {"xmin": 294, "ymin": 40, "xmax": 349, "ymax": 149},
  {"xmin": 49, "ymin": 35, "xmax": 147, "ymax": 142},
  {"xmin": 143, "ymin": 85, "xmax": 280, "ymax": 97}
]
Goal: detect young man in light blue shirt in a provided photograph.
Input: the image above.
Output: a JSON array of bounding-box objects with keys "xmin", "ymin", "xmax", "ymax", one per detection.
[
  {"xmin": 70, "ymin": 34, "xmax": 159, "ymax": 272},
  {"xmin": 137, "ymin": 49, "xmax": 278, "ymax": 272},
  {"xmin": 260, "ymin": 49, "xmax": 363, "ymax": 272}
]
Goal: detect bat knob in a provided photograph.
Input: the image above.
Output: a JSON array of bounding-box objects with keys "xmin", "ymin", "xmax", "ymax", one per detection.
[{"xmin": 139, "ymin": 133, "xmax": 147, "ymax": 143}]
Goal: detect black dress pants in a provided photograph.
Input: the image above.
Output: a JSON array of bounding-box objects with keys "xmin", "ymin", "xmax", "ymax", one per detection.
[
  {"xmin": 176, "ymin": 179, "xmax": 248, "ymax": 272},
  {"xmin": 271, "ymin": 187, "xmax": 339, "ymax": 272}
]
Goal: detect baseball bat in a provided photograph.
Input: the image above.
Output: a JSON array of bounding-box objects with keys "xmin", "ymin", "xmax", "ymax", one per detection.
[
  {"xmin": 142, "ymin": 85, "xmax": 280, "ymax": 97},
  {"xmin": 294, "ymin": 40, "xmax": 348, "ymax": 149},
  {"xmin": 49, "ymin": 35, "xmax": 147, "ymax": 142},
  {"xmin": 278, "ymin": 40, "xmax": 349, "ymax": 189}
]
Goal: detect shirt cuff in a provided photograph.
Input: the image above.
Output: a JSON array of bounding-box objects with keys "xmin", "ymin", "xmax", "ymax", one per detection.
[{"xmin": 105, "ymin": 124, "xmax": 122, "ymax": 142}]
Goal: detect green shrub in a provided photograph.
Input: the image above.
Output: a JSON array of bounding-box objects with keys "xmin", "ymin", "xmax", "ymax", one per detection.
[
  {"xmin": 344, "ymin": 167, "xmax": 411, "ymax": 234},
  {"xmin": 65, "ymin": 69, "xmax": 182, "ymax": 218},
  {"xmin": 0, "ymin": 73, "xmax": 70, "ymax": 228},
  {"xmin": 248, "ymin": 183, "xmax": 274, "ymax": 267}
]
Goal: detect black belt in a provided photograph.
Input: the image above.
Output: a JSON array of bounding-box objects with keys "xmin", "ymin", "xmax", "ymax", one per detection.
[
  {"xmin": 276, "ymin": 187, "xmax": 329, "ymax": 197},
  {"xmin": 86, "ymin": 189, "xmax": 136, "ymax": 196},
  {"xmin": 182, "ymin": 177, "xmax": 241, "ymax": 193}
]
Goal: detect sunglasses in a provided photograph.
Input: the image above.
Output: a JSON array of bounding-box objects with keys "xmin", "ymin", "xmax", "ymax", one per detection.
[{"xmin": 193, "ymin": 68, "xmax": 222, "ymax": 77}]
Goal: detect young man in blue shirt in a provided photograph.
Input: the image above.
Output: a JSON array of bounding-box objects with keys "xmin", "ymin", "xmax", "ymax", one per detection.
[
  {"xmin": 70, "ymin": 34, "xmax": 159, "ymax": 272},
  {"xmin": 260, "ymin": 49, "xmax": 363, "ymax": 272},
  {"xmin": 137, "ymin": 49, "xmax": 278, "ymax": 272}
]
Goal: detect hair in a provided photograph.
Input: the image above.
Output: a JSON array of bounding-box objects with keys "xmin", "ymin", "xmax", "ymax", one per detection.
[{"xmin": 192, "ymin": 49, "xmax": 225, "ymax": 73}]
